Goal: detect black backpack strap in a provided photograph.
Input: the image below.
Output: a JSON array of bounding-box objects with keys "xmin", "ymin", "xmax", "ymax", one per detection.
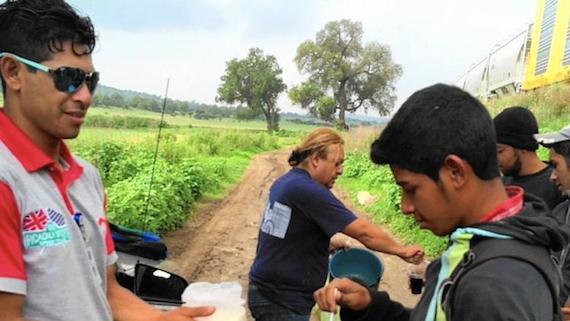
[
  {"xmin": 558, "ymin": 205, "xmax": 570, "ymax": 274},
  {"xmin": 440, "ymin": 238, "xmax": 562, "ymax": 321}
]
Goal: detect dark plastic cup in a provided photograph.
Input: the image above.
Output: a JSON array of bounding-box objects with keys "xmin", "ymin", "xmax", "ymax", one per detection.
[
  {"xmin": 407, "ymin": 261, "xmax": 428, "ymax": 295},
  {"xmin": 409, "ymin": 275, "xmax": 423, "ymax": 294}
]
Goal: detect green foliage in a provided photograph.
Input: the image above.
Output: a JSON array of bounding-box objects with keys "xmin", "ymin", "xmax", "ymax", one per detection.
[
  {"xmin": 236, "ymin": 105, "xmax": 263, "ymax": 120},
  {"xmin": 486, "ymin": 83, "xmax": 570, "ymax": 128},
  {"xmin": 217, "ymin": 47, "xmax": 287, "ymax": 132},
  {"xmin": 73, "ymin": 127, "xmax": 294, "ymax": 234},
  {"xmin": 289, "ymin": 82, "xmax": 334, "ymax": 120},
  {"xmin": 316, "ymin": 96, "xmax": 337, "ymax": 122},
  {"xmin": 105, "ymin": 159, "xmax": 194, "ymax": 233},
  {"xmin": 293, "ymin": 19, "xmax": 402, "ymax": 128},
  {"xmin": 84, "ymin": 114, "xmax": 168, "ymax": 129},
  {"xmin": 339, "ymin": 152, "xmax": 448, "ymax": 258},
  {"xmin": 74, "ymin": 141, "xmax": 125, "ymax": 182}
]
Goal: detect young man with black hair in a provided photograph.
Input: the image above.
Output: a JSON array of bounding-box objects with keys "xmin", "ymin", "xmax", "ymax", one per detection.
[
  {"xmin": 313, "ymin": 84, "xmax": 570, "ymax": 321},
  {"xmin": 494, "ymin": 106, "xmax": 563, "ymax": 209},
  {"xmin": 536, "ymin": 126, "xmax": 570, "ymax": 320},
  {"xmin": 0, "ymin": 1, "xmax": 214, "ymax": 320}
]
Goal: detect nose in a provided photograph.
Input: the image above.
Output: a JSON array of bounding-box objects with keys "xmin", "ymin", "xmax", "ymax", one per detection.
[
  {"xmin": 401, "ymin": 193, "xmax": 415, "ymax": 215},
  {"xmin": 71, "ymin": 82, "xmax": 93, "ymax": 107},
  {"xmin": 550, "ymin": 170, "xmax": 558, "ymax": 183},
  {"xmin": 336, "ymin": 164, "xmax": 344, "ymax": 176}
]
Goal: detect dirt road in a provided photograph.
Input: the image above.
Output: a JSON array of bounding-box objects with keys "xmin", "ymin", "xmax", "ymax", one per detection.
[{"xmin": 163, "ymin": 149, "xmax": 420, "ymax": 317}]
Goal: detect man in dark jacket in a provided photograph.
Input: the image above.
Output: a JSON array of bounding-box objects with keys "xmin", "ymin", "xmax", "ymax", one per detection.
[
  {"xmin": 494, "ymin": 107, "xmax": 563, "ymax": 209},
  {"xmin": 536, "ymin": 125, "xmax": 570, "ymax": 319},
  {"xmin": 313, "ymin": 84, "xmax": 570, "ymax": 321}
]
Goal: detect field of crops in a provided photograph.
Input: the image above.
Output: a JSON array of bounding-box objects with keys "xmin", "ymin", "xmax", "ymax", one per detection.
[
  {"xmin": 88, "ymin": 106, "xmax": 319, "ymax": 131},
  {"xmin": 70, "ymin": 122, "xmax": 304, "ymax": 233}
]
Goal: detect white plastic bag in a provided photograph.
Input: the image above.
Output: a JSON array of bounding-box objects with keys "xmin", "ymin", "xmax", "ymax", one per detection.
[{"xmin": 182, "ymin": 281, "xmax": 246, "ymax": 321}]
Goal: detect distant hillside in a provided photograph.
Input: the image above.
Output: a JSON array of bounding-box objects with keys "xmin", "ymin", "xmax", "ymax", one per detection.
[
  {"xmin": 346, "ymin": 113, "xmax": 389, "ymax": 125},
  {"xmin": 93, "ymin": 84, "xmax": 387, "ymax": 127},
  {"xmin": 96, "ymin": 84, "xmax": 162, "ymax": 101}
]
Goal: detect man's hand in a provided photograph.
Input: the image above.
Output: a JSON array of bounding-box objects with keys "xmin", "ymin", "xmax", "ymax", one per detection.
[
  {"xmin": 107, "ymin": 265, "xmax": 216, "ymax": 321},
  {"xmin": 397, "ymin": 245, "xmax": 424, "ymax": 264},
  {"xmin": 313, "ymin": 278, "xmax": 371, "ymax": 313},
  {"xmin": 329, "ymin": 233, "xmax": 352, "ymax": 252},
  {"xmin": 562, "ymin": 299, "xmax": 570, "ymax": 321},
  {"xmin": 155, "ymin": 306, "xmax": 215, "ymax": 321}
]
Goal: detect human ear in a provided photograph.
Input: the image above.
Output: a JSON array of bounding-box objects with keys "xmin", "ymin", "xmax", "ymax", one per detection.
[
  {"xmin": 309, "ymin": 152, "xmax": 321, "ymax": 168},
  {"xmin": 0, "ymin": 57, "xmax": 24, "ymax": 91},
  {"xmin": 442, "ymin": 155, "xmax": 468, "ymax": 188}
]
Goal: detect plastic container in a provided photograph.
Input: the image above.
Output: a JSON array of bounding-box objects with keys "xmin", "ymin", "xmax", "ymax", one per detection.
[
  {"xmin": 182, "ymin": 281, "xmax": 246, "ymax": 321},
  {"xmin": 329, "ymin": 248, "xmax": 384, "ymax": 288}
]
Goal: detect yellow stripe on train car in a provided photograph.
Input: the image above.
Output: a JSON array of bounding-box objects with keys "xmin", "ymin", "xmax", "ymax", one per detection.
[{"xmin": 523, "ymin": 0, "xmax": 570, "ymax": 90}]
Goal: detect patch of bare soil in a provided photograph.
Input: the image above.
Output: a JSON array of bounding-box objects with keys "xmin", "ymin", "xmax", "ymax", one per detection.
[{"xmin": 162, "ymin": 149, "xmax": 420, "ymax": 319}]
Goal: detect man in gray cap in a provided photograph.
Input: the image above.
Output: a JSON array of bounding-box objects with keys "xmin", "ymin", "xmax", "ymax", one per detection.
[
  {"xmin": 494, "ymin": 106, "xmax": 564, "ymax": 209},
  {"xmin": 536, "ymin": 125, "xmax": 570, "ymax": 317}
]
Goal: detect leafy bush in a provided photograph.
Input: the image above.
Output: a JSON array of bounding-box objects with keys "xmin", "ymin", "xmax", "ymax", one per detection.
[
  {"xmin": 340, "ymin": 152, "xmax": 448, "ymax": 257},
  {"xmin": 73, "ymin": 127, "xmax": 293, "ymax": 233},
  {"xmin": 74, "ymin": 141, "xmax": 125, "ymax": 183}
]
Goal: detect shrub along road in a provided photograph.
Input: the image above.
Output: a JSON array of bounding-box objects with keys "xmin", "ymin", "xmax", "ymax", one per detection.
[{"xmin": 162, "ymin": 149, "xmax": 420, "ymax": 318}]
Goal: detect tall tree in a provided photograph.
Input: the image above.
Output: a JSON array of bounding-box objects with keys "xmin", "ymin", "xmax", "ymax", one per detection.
[
  {"xmin": 217, "ymin": 48, "xmax": 286, "ymax": 132},
  {"xmin": 291, "ymin": 19, "xmax": 402, "ymax": 129}
]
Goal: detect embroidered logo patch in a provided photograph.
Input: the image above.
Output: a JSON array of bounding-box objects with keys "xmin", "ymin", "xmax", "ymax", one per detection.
[
  {"xmin": 23, "ymin": 209, "xmax": 71, "ymax": 249},
  {"xmin": 261, "ymin": 201, "xmax": 291, "ymax": 239}
]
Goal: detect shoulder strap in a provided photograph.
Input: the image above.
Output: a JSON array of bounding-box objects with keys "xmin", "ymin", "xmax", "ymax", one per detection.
[
  {"xmin": 558, "ymin": 205, "xmax": 570, "ymax": 268},
  {"xmin": 440, "ymin": 238, "xmax": 562, "ymax": 321}
]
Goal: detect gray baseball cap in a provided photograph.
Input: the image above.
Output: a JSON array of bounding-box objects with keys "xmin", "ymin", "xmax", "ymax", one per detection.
[{"xmin": 534, "ymin": 125, "xmax": 570, "ymax": 146}]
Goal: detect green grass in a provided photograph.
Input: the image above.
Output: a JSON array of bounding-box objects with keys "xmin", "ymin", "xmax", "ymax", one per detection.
[
  {"xmin": 88, "ymin": 106, "xmax": 319, "ymax": 131},
  {"xmin": 486, "ymin": 83, "xmax": 570, "ymax": 130}
]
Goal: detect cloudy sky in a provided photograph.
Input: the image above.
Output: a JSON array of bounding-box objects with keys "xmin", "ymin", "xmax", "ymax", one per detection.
[{"xmin": 68, "ymin": 0, "xmax": 537, "ymax": 114}]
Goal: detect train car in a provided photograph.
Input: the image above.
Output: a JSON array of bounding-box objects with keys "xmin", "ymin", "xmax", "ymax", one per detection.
[
  {"xmin": 523, "ymin": 0, "xmax": 570, "ymax": 90},
  {"xmin": 457, "ymin": 0, "xmax": 570, "ymax": 97}
]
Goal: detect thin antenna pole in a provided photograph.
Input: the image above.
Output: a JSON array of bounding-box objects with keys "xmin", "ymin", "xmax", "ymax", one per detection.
[{"xmin": 143, "ymin": 78, "xmax": 170, "ymax": 231}]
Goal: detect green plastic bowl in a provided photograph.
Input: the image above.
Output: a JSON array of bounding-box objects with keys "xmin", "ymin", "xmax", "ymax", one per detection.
[{"xmin": 329, "ymin": 248, "xmax": 384, "ymax": 288}]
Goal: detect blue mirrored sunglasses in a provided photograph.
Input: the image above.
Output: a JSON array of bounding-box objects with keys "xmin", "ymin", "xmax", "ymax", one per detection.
[{"xmin": 0, "ymin": 52, "xmax": 99, "ymax": 94}]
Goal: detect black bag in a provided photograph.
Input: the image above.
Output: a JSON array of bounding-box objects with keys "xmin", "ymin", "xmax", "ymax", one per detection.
[
  {"xmin": 440, "ymin": 237, "xmax": 563, "ymax": 321},
  {"xmin": 110, "ymin": 223, "xmax": 167, "ymax": 260}
]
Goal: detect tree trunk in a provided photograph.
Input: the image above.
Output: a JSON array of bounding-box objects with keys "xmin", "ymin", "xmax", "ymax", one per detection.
[
  {"xmin": 337, "ymin": 83, "xmax": 348, "ymax": 131},
  {"xmin": 262, "ymin": 104, "xmax": 279, "ymax": 133},
  {"xmin": 267, "ymin": 108, "xmax": 279, "ymax": 132}
]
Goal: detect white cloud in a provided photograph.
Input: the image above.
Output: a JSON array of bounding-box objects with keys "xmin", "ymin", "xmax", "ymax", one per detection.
[{"xmin": 79, "ymin": 0, "xmax": 536, "ymax": 114}]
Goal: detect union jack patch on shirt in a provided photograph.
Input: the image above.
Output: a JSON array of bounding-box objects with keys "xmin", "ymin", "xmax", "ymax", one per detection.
[{"xmin": 22, "ymin": 208, "xmax": 71, "ymax": 249}]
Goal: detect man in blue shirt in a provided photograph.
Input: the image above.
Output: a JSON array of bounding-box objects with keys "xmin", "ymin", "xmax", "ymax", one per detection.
[{"xmin": 248, "ymin": 128, "xmax": 424, "ymax": 321}]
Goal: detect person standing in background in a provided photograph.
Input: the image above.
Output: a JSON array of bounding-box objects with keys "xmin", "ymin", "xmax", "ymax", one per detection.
[
  {"xmin": 494, "ymin": 106, "xmax": 563, "ymax": 209},
  {"xmin": 536, "ymin": 125, "xmax": 570, "ymax": 320}
]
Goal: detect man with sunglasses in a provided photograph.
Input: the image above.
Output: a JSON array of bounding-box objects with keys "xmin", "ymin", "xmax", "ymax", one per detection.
[{"xmin": 0, "ymin": 1, "xmax": 214, "ymax": 321}]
